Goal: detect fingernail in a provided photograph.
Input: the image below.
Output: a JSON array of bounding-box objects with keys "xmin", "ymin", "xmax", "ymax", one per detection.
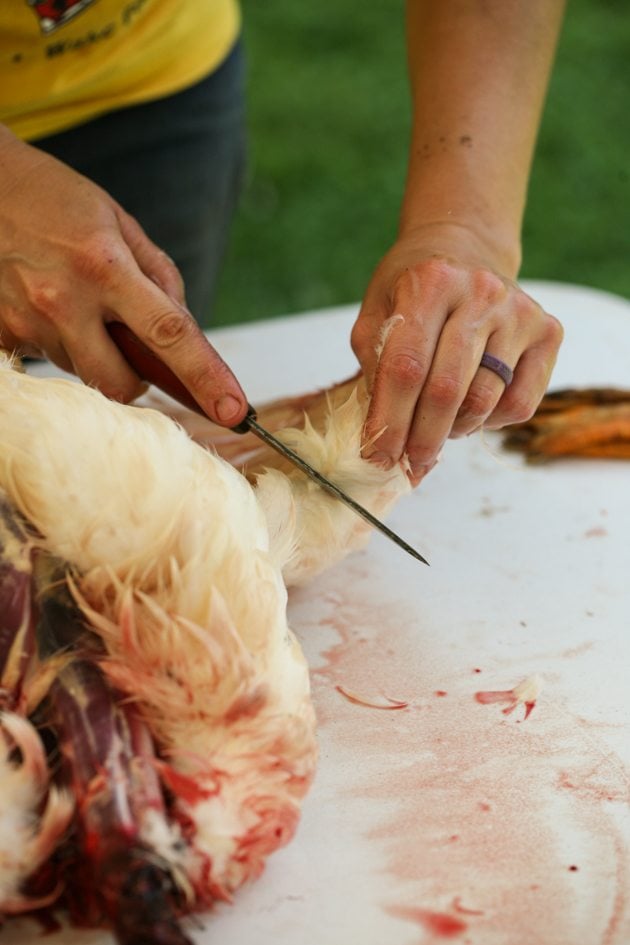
[
  {"xmin": 408, "ymin": 463, "xmax": 434, "ymax": 486},
  {"xmin": 215, "ymin": 395, "xmax": 244, "ymax": 424},
  {"xmin": 367, "ymin": 451, "xmax": 394, "ymax": 469}
]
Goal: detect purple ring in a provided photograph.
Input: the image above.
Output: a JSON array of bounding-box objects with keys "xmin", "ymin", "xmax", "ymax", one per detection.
[{"xmin": 479, "ymin": 352, "xmax": 514, "ymax": 387}]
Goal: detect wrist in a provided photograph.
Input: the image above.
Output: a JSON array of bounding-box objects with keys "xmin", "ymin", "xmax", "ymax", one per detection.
[{"xmin": 396, "ymin": 217, "xmax": 522, "ymax": 280}]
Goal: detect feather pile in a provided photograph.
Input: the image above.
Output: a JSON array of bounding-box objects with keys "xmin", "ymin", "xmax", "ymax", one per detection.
[
  {"xmin": 501, "ymin": 387, "xmax": 630, "ymax": 461},
  {"xmin": 0, "ymin": 357, "xmax": 411, "ymax": 940}
]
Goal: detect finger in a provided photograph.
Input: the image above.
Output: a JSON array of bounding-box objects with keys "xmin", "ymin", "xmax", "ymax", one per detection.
[
  {"xmin": 1, "ymin": 307, "xmax": 79, "ymax": 374},
  {"xmin": 403, "ymin": 307, "xmax": 503, "ymax": 473},
  {"xmin": 38, "ymin": 341, "xmax": 75, "ymax": 375},
  {"xmin": 450, "ymin": 341, "xmax": 517, "ymax": 438},
  {"xmin": 115, "ymin": 205, "xmax": 186, "ymax": 307},
  {"xmin": 453, "ymin": 301, "xmax": 562, "ymax": 437},
  {"xmin": 352, "ymin": 258, "xmax": 463, "ymax": 394},
  {"xmin": 362, "ymin": 324, "xmax": 436, "ymax": 467},
  {"xmin": 360, "ymin": 267, "xmax": 469, "ymax": 464},
  {"xmin": 484, "ymin": 338, "xmax": 561, "ymax": 431},
  {"xmin": 55, "ymin": 306, "xmax": 146, "ymax": 401},
  {"xmin": 110, "ymin": 277, "xmax": 248, "ymax": 427},
  {"xmin": 406, "ymin": 456, "xmax": 438, "ymax": 490}
]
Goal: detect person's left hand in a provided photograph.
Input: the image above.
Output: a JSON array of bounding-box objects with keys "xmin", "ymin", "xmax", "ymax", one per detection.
[{"xmin": 351, "ymin": 225, "xmax": 564, "ymax": 485}]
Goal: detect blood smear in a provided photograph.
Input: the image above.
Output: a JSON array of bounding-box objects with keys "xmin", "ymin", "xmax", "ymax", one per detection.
[
  {"xmin": 290, "ymin": 570, "xmax": 630, "ymax": 945},
  {"xmin": 387, "ymin": 904, "xmax": 468, "ymax": 938}
]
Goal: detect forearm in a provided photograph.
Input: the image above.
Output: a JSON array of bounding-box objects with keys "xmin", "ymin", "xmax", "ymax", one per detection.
[{"xmin": 401, "ymin": 0, "xmax": 566, "ymax": 276}]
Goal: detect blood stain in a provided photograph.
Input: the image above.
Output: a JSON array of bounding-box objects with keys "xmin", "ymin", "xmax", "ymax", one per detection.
[
  {"xmin": 584, "ymin": 526, "xmax": 608, "ymax": 538},
  {"xmin": 387, "ymin": 904, "xmax": 468, "ymax": 938},
  {"xmin": 292, "ymin": 574, "xmax": 630, "ymax": 945}
]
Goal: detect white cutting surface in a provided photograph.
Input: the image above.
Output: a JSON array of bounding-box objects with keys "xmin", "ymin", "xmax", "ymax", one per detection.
[{"xmin": 4, "ymin": 282, "xmax": 629, "ymax": 945}]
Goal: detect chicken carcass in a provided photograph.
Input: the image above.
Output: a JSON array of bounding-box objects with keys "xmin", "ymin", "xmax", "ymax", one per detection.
[{"xmin": 0, "ymin": 356, "xmax": 412, "ymax": 937}]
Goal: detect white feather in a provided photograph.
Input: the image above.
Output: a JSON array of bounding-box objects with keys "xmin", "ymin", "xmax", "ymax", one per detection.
[{"xmin": 0, "ymin": 354, "xmax": 414, "ymax": 904}]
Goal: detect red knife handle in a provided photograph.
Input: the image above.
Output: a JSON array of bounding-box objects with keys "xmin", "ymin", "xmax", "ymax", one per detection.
[{"xmin": 106, "ymin": 321, "xmax": 254, "ymax": 431}]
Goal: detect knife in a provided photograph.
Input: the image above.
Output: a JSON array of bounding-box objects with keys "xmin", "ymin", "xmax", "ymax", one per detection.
[{"xmin": 106, "ymin": 322, "xmax": 429, "ymax": 566}]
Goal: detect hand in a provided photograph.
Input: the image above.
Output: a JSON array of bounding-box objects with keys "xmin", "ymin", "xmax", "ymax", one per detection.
[
  {"xmin": 351, "ymin": 225, "xmax": 564, "ymax": 483},
  {"xmin": 0, "ymin": 127, "xmax": 247, "ymax": 427}
]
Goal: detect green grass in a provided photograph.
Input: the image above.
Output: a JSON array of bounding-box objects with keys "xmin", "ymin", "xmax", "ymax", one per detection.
[
  {"xmin": 211, "ymin": 0, "xmax": 630, "ymax": 327},
  {"xmin": 522, "ymin": 0, "xmax": 630, "ymax": 294}
]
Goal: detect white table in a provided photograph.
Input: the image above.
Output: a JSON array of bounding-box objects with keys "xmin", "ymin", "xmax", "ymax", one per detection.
[{"xmin": 5, "ymin": 282, "xmax": 630, "ymax": 945}]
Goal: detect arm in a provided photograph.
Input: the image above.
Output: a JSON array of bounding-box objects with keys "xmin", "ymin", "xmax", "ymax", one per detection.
[
  {"xmin": 351, "ymin": 0, "xmax": 566, "ymax": 483},
  {"xmin": 0, "ymin": 125, "xmax": 247, "ymax": 427}
]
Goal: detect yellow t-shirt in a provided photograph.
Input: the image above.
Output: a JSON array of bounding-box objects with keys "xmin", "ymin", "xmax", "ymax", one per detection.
[{"xmin": 0, "ymin": 0, "xmax": 240, "ymax": 140}]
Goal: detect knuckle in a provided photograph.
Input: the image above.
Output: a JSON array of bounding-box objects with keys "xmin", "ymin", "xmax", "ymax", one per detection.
[
  {"xmin": 27, "ymin": 281, "xmax": 70, "ymax": 325},
  {"xmin": 424, "ymin": 373, "xmax": 462, "ymax": 409},
  {"xmin": 350, "ymin": 318, "xmax": 372, "ymax": 357},
  {"xmin": 145, "ymin": 308, "xmax": 193, "ymax": 349},
  {"xmin": 512, "ymin": 290, "xmax": 539, "ymax": 323},
  {"xmin": 503, "ymin": 392, "xmax": 536, "ymax": 424},
  {"xmin": 471, "ymin": 268, "xmax": 505, "ymax": 304},
  {"xmin": 544, "ymin": 313, "xmax": 564, "ymax": 348},
  {"xmin": 419, "ymin": 256, "xmax": 454, "ymax": 287},
  {"xmin": 459, "ymin": 383, "xmax": 496, "ymax": 420},
  {"xmin": 515, "ymin": 286, "xmax": 536, "ymax": 310},
  {"xmin": 72, "ymin": 231, "xmax": 129, "ymax": 285},
  {"xmin": 381, "ymin": 351, "xmax": 427, "ymax": 389},
  {"xmin": 70, "ymin": 230, "xmax": 130, "ymax": 291}
]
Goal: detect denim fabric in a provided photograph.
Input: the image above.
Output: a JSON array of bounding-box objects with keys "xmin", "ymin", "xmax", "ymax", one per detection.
[{"xmin": 33, "ymin": 40, "xmax": 246, "ymax": 324}]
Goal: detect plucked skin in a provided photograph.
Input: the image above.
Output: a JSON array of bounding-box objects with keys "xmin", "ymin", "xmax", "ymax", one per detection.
[{"xmin": 0, "ymin": 356, "xmax": 412, "ymax": 918}]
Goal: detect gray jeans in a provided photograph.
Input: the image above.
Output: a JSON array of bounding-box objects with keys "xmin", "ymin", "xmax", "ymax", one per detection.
[{"xmin": 33, "ymin": 40, "xmax": 246, "ymax": 324}]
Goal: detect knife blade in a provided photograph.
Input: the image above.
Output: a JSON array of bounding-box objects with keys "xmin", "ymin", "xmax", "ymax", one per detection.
[{"xmin": 106, "ymin": 321, "xmax": 429, "ymax": 566}]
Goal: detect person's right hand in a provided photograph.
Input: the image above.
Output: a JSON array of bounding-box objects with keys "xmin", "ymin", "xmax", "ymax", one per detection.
[{"xmin": 0, "ymin": 126, "xmax": 248, "ymax": 428}]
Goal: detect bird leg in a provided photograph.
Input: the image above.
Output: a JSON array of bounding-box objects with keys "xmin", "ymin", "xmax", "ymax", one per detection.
[
  {"xmin": 0, "ymin": 497, "xmax": 73, "ymax": 915},
  {"xmin": 34, "ymin": 560, "xmax": 194, "ymax": 945}
]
